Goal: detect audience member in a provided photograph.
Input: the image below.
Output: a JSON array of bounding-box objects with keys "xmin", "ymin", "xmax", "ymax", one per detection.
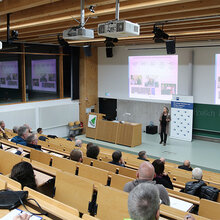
[
  {"xmin": 128, "ymin": 183, "xmax": 160, "ymax": 220},
  {"xmin": 178, "ymin": 160, "xmax": 193, "ymax": 171},
  {"xmin": 152, "ymin": 159, "xmax": 173, "ymax": 189},
  {"xmin": 109, "ymin": 150, "xmax": 125, "ymax": 167},
  {"xmin": 10, "ymin": 162, "xmax": 37, "ymax": 190},
  {"xmin": 70, "ymin": 149, "xmax": 83, "ymax": 162},
  {"xmin": 37, "ymin": 128, "xmax": 43, "ymax": 134},
  {"xmin": 75, "ymin": 139, "xmax": 82, "ymax": 147},
  {"xmin": 23, "ymin": 124, "xmax": 32, "ymax": 133},
  {"xmin": 86, "ymin": 142, "xmax": 93, "ymax": 150},
  {"xmin": 13, "ymin": 126, "xmax": 18, "ymax": 134},
  {"xmin": 137, "ymin": 151, "xmax": 149, "ymax": 161},
  {"xmin": 160, "ymin": 157, "xmax": 165, "ymax": 164},
  {"xmin": 67, "ymin": 133, "xmax": 75, "ymax": 141},
  {"xmin": 0, "ymin": 120, "xmax": 8, "ymax": 140},
  {"xmin": 26, "ymin": 134, "xmax": 42, "ymax": 151},
  {"xmin": 192, "ymin": 167, "xmax": 203, "ymax": 180},
  {"xmin": 11, "ymin": 126, "xmax": 29, "ymax": 146},
  {"xmin": 86, "ymin": 145, "xmax": 100, "ymax": 159},
  {"xmin": 124, "ymin": 161, "xmax": 170, "ymax": 205}
]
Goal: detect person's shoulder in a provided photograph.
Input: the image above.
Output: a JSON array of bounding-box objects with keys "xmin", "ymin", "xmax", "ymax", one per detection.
[{"xmin": 123, "ymin": 180, "xmax": 135, "ymax": 192}]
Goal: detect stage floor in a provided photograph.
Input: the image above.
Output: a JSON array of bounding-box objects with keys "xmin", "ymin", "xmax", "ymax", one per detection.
[{"xmin": 77, "ymin": 133, "xmax": 220, "ymax": 173}]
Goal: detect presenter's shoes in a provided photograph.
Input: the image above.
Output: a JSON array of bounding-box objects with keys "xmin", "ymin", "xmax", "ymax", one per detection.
[
  {"xmin": 163, "ymin": 143, "xmax": 166, "ymax": 146},
  {"xmin": 160, "ymin": 141, "xmax": 163, "ymax": 144}
]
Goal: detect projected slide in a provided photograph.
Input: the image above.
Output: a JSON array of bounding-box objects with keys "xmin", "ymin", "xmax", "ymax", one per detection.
[
  {"xmin": 129, "ymin": 55, "xmax": 178, "ymax": 101},
  {"xmin": 215, "ymin": 54, "xmax": 220, "ymax": 104},
  {"xmin": 32, "ymin": 59, "xmax": 57, "ymax": 92},
  {"xmin": 0, "ymin": 61, "xmax": 19, "ymax": 89}
]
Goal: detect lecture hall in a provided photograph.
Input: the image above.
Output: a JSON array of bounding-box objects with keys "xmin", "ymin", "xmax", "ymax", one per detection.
[{"xmin": 0, "ymin": 0, "xmax": 220, "ymax": 219}]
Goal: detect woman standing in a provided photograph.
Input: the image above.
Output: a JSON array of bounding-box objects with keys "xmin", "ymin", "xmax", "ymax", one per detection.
[{"xmin": 159, "ymin": 107, "xmax": 171, "ymax": 146}]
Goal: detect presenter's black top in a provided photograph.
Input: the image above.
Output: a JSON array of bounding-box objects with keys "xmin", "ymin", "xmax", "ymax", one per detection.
[{"xmin": 161, "ymin": 114, "xmax": 167, "ymax": 127}]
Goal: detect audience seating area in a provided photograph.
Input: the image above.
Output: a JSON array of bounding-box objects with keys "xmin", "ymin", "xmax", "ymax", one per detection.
[{"xmin": 0, "ymin": 129, "xmax": 220, "ymax": 219}]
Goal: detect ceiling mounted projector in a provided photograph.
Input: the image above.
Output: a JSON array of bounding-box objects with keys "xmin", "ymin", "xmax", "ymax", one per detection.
[
  {"xmin": 0, "ymin": 41, "xmax": 2, "ymax": 50},
  {"xmin": 63, "ymin": 0, "xmax": 94, "ymax": 41},
  {"xmin": 97, "ymin": 0, "xmax": 140, "ymax": 38}
]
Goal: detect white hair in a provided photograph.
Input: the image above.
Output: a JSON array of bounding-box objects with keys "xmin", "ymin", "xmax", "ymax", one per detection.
[
  {"xmin": 128, "ymin": 183, "xmax": 160, "ymax": 220},
  {"xmin": 192, "ymin": 167, "xmax": 203, "ymax": 180},
  {"xmin": 75, "ymin": 139, "xmax": 82, "ymax": 147}
]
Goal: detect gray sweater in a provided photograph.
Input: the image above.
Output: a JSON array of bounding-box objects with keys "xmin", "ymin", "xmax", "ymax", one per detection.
[{"xmin": 123, "ymin": 179, "xmax": 170, "ymax": 206}]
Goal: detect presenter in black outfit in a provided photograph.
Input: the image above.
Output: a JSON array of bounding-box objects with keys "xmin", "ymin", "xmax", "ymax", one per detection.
[{"xmin": 159, "ymin": 107, "xmax": 171, "ymax": 146}]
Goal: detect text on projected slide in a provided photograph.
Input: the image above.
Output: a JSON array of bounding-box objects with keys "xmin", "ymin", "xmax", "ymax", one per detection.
[
  {"xmin": 215, "ymin": 54, "xmax": 220, "ymax": 104},
  {"xmin": 129, "ymin": 55, "xmax": 178, "ymax": 101},
  {"xmin": 31, "ymin": 59, "xmax": 57, "ymax": 92},
  {"xmin": 0, "ymin": 61, "xmax": 19, "ymax": 89}
]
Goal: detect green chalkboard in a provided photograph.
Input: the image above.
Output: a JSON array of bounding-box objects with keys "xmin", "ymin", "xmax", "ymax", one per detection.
[{"xmin": 193, "ymin": 103, "xmax": 220, "ymax": 138}]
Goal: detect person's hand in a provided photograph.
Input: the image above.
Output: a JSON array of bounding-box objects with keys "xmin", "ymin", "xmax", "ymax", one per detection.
[
  {"xmin": 13, "ymin": 213, "xmax": 31, "ymax": 220},
  {"xmin": 120, "ymin": 157, "xmax": 125, "ymax": 165},
  {"xmin": 0, "ymin": 127, "xmax": 5, "ymax": 133},
  {"xmin": 184, "ymin": 214, "xmax": 195, "ymax": 220},
  {"xmin": 163, "ymin": 172, "xmax": 168, "ymax": 176}
]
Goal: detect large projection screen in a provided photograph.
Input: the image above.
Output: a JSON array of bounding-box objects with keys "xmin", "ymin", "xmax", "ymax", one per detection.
[
  {"xmin": 129, "ymin": 55, "xmax": 178, "ymax": 101},
  {"xmin": 215, "ymin": 54, "xmax": 220, "ymax": 104}
]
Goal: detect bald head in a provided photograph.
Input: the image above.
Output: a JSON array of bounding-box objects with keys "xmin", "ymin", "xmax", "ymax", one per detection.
[
  {"xmin": 137, "ymin": 162, "xmax": 155, "ymax": 180},
  {"xmin": 184, "ymin": 160, "xmax": 190, "ymax": 167},
  {"xmin": 160, "ymin": 158, "xmax": 165, "ymax": 164}
]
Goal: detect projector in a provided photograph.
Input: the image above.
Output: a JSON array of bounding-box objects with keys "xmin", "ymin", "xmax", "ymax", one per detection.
[
  {"xmin": 0, "ymin": 41, "xmax": 2, "ymax": 50},
  {"xmin": 63, "ymin": 27, "xmax": 94, "ymax": 40},
  {"xmin": 98, "ymin": 20, "xmax": 140, "ymax": 38}
]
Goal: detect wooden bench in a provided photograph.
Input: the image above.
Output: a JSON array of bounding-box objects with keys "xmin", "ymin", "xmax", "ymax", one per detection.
[{"xmin": 30, "ymin": 149, "xmax": 52, "ymax": 166}]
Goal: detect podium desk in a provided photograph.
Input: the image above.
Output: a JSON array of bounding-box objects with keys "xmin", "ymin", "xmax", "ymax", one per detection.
[{"xmin": 86, "ymin": 113, "xmax": 142, "ymax": 147}]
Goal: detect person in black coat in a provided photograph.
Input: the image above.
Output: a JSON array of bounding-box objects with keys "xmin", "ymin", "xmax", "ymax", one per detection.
[
  {"xmin": 26, "ymin": 133, "xmax": 41, "ymax": 151},
  {"xmin": 152, "ymin": 159, "xmax": 173, "ymax": 189},
  {"xmin": 178, "ymin": 160, "xmax": 193, "ymax": 171}
]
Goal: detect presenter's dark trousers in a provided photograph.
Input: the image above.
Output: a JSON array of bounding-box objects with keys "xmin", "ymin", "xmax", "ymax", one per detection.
[{"xmin": 160, "ymin": 126, "xmax": 167, "ymax": 143}]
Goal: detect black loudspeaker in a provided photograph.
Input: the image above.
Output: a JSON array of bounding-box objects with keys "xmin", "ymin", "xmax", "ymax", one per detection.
[
  {"xmin": 106, "ymin": 47, "xmax": 113, "ymax": 58},
  {"xmin": 83, "ymin": 46, "xmax": 92, "ymax": 57},
  {"xmin": 166, "ymin": 40, "xmax": 176, "ymax": 54}
]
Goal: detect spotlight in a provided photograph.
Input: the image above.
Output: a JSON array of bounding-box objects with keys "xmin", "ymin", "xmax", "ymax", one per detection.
[
  {"xmin": 11, "ymin": 30, "xmax": 18, "ymax": 40},
  {"xmin": 152, "ymin": 24, "xmax": 169, "ymax": 43},
  {"xmin": 104, "ymin": 37, "xmax": 118, "ymax": 58},
  {"xmin": 89, "ymin": 5, "xmax": 95, "ymax": 13}
]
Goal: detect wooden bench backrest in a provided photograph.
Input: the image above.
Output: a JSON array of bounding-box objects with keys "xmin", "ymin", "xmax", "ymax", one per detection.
[
  {"xmin": 109, "ymin": 172, "xmax": 134, "ymax": 191},
  {"xmin": 55, "ymin": 171, "xmax": 94, "ymax": 214},
  {"xmin": 0, "ymin": 174, "xmax": 22, "ymax": 190},
  {"xmin": 24, "ymin": 186, "xmax": 80, "ymax": 220},
  {"xmin": 78, "ymin": 163, "xmax": 109, "ymax": 185},
  {"xmin": 0, "ymin": 149, "xmax": 22, "ymax": 175},
  {"xmin": 118, "ymin": 166, "xmax": 137, "ymax": 179},
  {"xmin": 30, "ymin": 149, "xmax": 51, "ymax": 166},
  {"xmin": 82, "ymin": 214, "xmax": 100, "ymax": 220},
  {"xmin": 52, "ymin": 156, "xmax": 77, "ymax": 174},
  {"xmin": 198, "ymin": 198, "xmax": 220, "ymax": 219},
  {"xmin": 92, "ymin": 160, "xmax": 117, "ymax": 173},
  {"xmin": 96, "ymin": 185, "xmax": 130, "ymax": 220},
  {"xmin": 0, "ymin": 178, "xmax": 7, "ymax": 190}
]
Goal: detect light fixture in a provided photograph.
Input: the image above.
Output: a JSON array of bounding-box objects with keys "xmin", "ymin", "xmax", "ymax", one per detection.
[{"xmin": 152, "ymin": 24, "xmax": 169, "ymax": 43}]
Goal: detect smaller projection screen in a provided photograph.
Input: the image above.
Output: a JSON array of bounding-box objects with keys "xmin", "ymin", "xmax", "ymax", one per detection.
[
  {"xmin": 0, "ymin": 61, "xmax": 19, "ymax": 89},
  {"xmin": 215, "ymin": 54, "xmax": 220, "ymax": 104},
  {"xmin": 31, "ymin": 59, "xmax": 57, "ymax": 92},
  {"xmin": 129, "ymin": 55, "xmax": 178, "ymax": 101}
]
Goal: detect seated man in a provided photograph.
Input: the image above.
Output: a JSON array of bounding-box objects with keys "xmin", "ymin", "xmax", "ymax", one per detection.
[
  {"xmin": 160, "ymin": 157, "xmax": 165, "ymax": 164},
  {"xmin": 11, "ymin": 126, "xmax": 29, "ymax": 146},
  {"xmin": 75, "ymin": 139, "xmax": 82, "ymax": 147},
  {"xmin": 67, "ymin": 133, "xmax": 75, "ymax": 141},
  {"xmin": 192, "ymin": 167, "xmax": 203, "ymax": 180},
  {"xmin": 70, "ymin": 149, "xmax": 83, "ymax": 162},
  {"xmin": 13, "ymin": 126, "xmax": 18, "ymax": 134},
  {"xmin": 26, "ymin": 134, "xmax": 41, "ymax": 151},
  {"xmin": 0, "ymin": 120, "xmax": 8, "ymax": 140},
  {"xmin": 137, "ymin": 150, "xmax": 149, "ymax": 161},
  {"xmin": 128, "ymin": 183, "xmax": 160, "ymax": 220},
  {"xmin": 109, "ymin": 150, "xmax": 125, "ymax": 167},
  {"xmin": 124, "ymin": 161, "xmax": 170, "ymax": 205},
  {"xmin": 86, "ymin": 145, "xmax": 100, "ymax": 159},
  {"xmin": 178, "ymin": 160, "xmax": 193, "ymax": 171},
  {"xmin": 37, "ymin": 128, "xmax": 43, "ymax": 134}
]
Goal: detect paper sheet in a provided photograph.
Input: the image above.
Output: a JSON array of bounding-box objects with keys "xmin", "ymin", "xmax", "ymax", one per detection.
[
  {"xmin": 1, "ymin": 208, "xmax": 42, "ymax": 220},
  {"xmin": 170, "ymin": 196, "xmax": 193, "ymax": 212}
]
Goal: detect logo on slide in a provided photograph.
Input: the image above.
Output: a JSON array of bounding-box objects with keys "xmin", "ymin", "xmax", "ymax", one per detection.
[{"xmin": 88, "ymin": 115, "xmax": 97, "ymax": 128}]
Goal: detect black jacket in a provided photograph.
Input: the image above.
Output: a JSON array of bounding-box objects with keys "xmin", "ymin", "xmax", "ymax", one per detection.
[
  {"xmin": 178, "ymin": 165, "xmax": 193, "ymax": 171},
  {"xmin": 153, "ymin": 174, "xmax": 173, "ymax": 189}
]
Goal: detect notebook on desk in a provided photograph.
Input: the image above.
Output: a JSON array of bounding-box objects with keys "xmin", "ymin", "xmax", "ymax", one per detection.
[{"xmin": 169, "ymin": 196, "xmax": 193, "ymax": 212}]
